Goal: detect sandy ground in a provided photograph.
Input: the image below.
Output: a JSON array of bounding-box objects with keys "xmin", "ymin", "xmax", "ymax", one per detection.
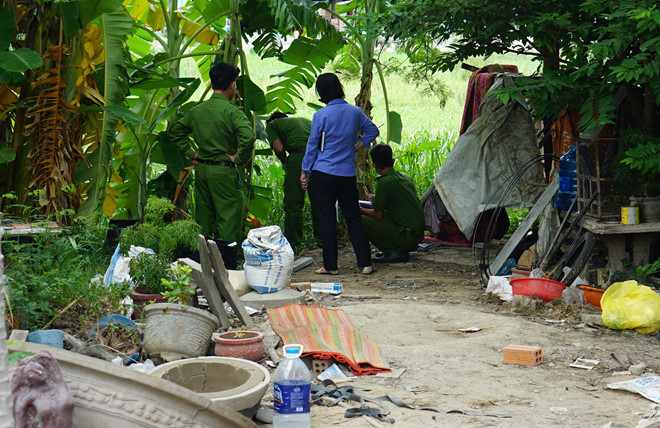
[{"xmin": 258, "ymin": 243, "xmax": 660, "ymax": 428}]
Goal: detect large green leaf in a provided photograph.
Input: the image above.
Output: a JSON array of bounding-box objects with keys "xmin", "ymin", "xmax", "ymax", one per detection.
[
  {"xmin": 151, "ymin": 79, "xmax": 201, "ymax": 129},
  {"xmin": 266, "ymin": 36, "xmax": 342, "ymax": 113},
  {"xmin": 79, "ymin": 0, "xmax": 124, "ymax": 27},
  {"xmin": 0, "ymin": 146, "xmax": 16, "ymax": 163},
  {"xmin": 0, "ymin": 48, "xmax": 43, "ymax": 73},
  {"xmin": 59, "ymin": 2, "xmax": 82, "ymax": 42},
  {"xmin": 237, "ymin": 75, "xmax": 266, "ymax": 114},
  {"xmin": 249, "ymin": 185, "xmax": 273, "ymax": 219},
  {"xmin": 387, "ymin": 111, "xmax": 402, "ymax": 144},
  {"xmin": 0, "ymin": 68, "xmax": 26, "ymax": 86},
  {"xmin": 76, "ymin": 11, "xmax": 134, "ymax": 221},
  {"xmin": 157, "ymin": 130, "xmax": 192, "ymax": 179},
  {"xmin": 0, "ymin": 6, "xmax": 14, "ymax": 51},
  {"xmin": 103, "ymin": 105, "xmax": 146, "ymax": 125}
]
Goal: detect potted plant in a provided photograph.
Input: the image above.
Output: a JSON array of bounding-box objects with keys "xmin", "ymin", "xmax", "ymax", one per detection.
[
  {"xmin": 129, "ymin": 253, "xmax": 170, "ymax": 320},
  {"xmin": 212, "ymin": 330, "xmax": 265, "ymax": 362},
  {"xmin": 159, "ymin": 264, "xmax": 196, "ymax": 305},
  {"xmin": 118, "ymin": 196, "xmax": 201, "ymax": 260},
  {"xmin": 611, "ymin": 129, "xmax": 660, "ymax": 222},
  {"xmin": 142, "ymin": 263, "xmax": 218, "ymax": 363}
]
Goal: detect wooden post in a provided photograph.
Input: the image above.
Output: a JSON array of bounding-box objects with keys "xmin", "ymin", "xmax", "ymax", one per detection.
[{"xmin": 207, "ymin": 240, "xmax": 253, "ymax": 327}]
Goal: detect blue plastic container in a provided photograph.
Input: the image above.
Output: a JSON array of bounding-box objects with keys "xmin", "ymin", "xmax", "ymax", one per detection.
[
  {"xmin": 27, "ymin": 329, "xmax": 64, "ymax": 348},
  {"xmin": 556, "ymin": 145, "xmax": 577, "ymax": 211}
]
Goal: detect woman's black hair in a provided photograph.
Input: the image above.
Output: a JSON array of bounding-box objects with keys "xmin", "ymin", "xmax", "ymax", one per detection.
[{"xmin": 315, "ymin": 73, "xmax": 345, "ymax": 104}]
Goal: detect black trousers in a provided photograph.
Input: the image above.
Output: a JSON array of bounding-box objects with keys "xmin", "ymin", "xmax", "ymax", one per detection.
[{"xmin": 310, "ymin": 171, "xmax": 372, "ymax": 270}]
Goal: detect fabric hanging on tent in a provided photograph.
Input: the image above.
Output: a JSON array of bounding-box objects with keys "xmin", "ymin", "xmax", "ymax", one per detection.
[{"xmin": 460, "ymin": 64, "xmax": 519, "ymax": 135}]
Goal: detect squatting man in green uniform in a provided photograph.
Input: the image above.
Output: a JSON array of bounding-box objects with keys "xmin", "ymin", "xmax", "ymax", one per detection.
[
  {"xmin": 265, "ymin": 112, "xmax": 320, "ymax": 253},
  {"xmin": 360, "ymin": 144, "xmax": 425, "ymax": 263},
  {"xmin": 170, "ymin": 62, "xmax": 255, "ymax": 269}
]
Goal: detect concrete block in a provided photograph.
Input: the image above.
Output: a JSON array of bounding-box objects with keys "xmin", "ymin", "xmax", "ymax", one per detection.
[{"xmin": 240, "ymin": 287, "xmax": 303, "ymax": 310}]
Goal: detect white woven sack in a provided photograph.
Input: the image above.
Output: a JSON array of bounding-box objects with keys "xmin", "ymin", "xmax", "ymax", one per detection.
[{"xmin": 242, "ymin": 226, "xmax": 294, "ymax": 293}]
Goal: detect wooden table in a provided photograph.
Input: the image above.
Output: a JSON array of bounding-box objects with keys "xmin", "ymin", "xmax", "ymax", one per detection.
[{"xmin": 583, "ymin": 218, "xmax": 660, "ymax": 273}]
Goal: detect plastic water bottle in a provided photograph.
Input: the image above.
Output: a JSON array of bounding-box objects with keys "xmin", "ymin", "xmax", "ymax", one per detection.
[
  {"xmin": 273, "ymin": 344, "xmax": 311, "ymax": 428},
  {"xmin": 556, "ymin": 145, "xmax": 577, "ymax": 211}
]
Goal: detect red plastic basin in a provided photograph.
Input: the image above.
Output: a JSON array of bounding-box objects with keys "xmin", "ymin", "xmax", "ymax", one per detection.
[{"xmin": 509, "ymin": 277, "xmax": 566, "ymax": 302}]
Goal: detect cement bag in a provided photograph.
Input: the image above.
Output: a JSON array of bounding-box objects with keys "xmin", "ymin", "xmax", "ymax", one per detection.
[
  {"xmin": 242, "ymin": 226, "xmax": 294, "ymax": 293},
  {"xmin": 601, "ymin": 280, "xmax": 660, "ymax": 334}
]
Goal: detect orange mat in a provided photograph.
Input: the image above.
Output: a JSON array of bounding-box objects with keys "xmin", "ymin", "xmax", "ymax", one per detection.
[{"xmin": 267, "ymin": 304, "xmax": 390, "ymax": 375}]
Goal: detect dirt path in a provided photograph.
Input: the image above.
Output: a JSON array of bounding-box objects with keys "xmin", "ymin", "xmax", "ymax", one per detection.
[{"xmin": 272, "ymin": 244, "xmax": 660, "ymax": 427}]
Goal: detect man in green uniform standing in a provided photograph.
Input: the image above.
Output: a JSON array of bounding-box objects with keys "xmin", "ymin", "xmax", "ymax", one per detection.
[
  {"xmin": 360, "ymin": 144, "xmax": 425, "ymax": 263},
  {"xmin": 266, "ymin": 112, "xmax": 320, "ymax": 252},
  {"xmin": 170, "ymin": 62, "xmax": 255, "ymax": 269}
]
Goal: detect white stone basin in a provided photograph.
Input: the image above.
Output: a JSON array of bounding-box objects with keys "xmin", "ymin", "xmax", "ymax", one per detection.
[
  {"xmin": 150, "ymin": 357, "xmax": 270, "ymax": 419},
  {"xmin": 8, "ymin": 342, "xmax": 256, "ymax": 428}
]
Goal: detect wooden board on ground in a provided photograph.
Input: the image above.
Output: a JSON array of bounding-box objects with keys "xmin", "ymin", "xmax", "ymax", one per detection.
[
  {"xmin": 293, "ymin": 256, "xmax": 313, "ymax": 273},
  {"xmin": 179, "ymin": 256, "xmax": 230, "ymax": 329},
  {"xmin": 207, "ymin": 240, "xmax": 253, "ymax": 327}
]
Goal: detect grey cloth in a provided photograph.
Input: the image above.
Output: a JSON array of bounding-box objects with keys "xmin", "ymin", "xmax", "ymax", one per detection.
[{"xmin": 432, "ymin": 74, "xmax": 545, "ymax": 239}]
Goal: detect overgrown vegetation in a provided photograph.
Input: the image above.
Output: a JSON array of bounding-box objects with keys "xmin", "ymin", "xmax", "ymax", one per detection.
[{"xmin": 4, "ymin": 223, "xmax": 128, "ymax": 332}]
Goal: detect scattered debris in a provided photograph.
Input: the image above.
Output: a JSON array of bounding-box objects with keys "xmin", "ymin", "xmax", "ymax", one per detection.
[
  {"xmin": 317, "ymin": 363, "xmax": 356, "ymax": 382},
  {"xmin": 375, "ymin": 368, "xmax": 406, "ymax": 379},
  {"xmin": 550, "ymin": 407, "xmax": 568, "ymax": 414},
  {"xmin": 606, "ymin": 376, "xmax": 660, "ymax": 404},
  {"xmin": 405, "ymin": 385, "xmax": 426, "ymax": 393},
  {"xmin": 458, "ymin": 327, "xmax": 482, "ymax": 333},
  {"xmin": 570, "ymin": 358, "xmax": 599, "ymax": 370},
  {"xmin": 630, "ymin": 363, "xmax": 648, "ymax": 376}
]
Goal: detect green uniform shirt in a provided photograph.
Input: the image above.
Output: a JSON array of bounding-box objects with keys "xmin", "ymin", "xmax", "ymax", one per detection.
[
  {"xmin": 372, "ymin": 168, "xmax": 425, "ymax": 234},
  {"xmin": 170, "ymin": 93, "xmax": 255, "ymax": 165},
  {"xmin": 266, "ymin": 117, "xmax": 312, "ymax": 152}
]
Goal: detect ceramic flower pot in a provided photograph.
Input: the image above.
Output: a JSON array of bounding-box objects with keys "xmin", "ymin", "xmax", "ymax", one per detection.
[
  {"xmin": 213, "ymin": 331, "xmax": 265, "ymax": 362},
  {"xmin": 144, "ymin": 303, "xmax": 219, "ymax": 362},
  {"xmin": 131, "ymin": 288, "xmax": 168, "ymax": 321}
]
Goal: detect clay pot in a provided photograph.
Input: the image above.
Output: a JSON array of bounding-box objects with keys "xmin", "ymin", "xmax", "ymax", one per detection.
[
  {"xmin": 213, "ymin": 331, "xmax": 265, "ymax": 362},
  {"xmin": 131, "ymin": 288, "xmax": 168, "ymax": 320},
  {"xmin": 510, "ymin": 268, "xmax": 531, "ymax": 281}
]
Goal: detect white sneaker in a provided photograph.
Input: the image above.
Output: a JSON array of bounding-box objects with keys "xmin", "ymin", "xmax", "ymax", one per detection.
[{"xmin": 361, "ymin": 266, "xmax": 373, "ymax": 275}]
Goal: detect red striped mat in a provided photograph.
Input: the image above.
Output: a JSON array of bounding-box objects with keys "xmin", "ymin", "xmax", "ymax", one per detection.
[{"xmin": 267, "ymin": 304, "xmax": 390, "ymax": 375}]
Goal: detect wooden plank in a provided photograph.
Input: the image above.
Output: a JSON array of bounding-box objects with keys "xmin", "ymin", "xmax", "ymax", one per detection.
[
  {"xmin": 207, "ymin": 240, "xmax": 253, "ymax": 327},
  {"xmin": 179, "ymin": 256, "xmax": 230, "ymax": 329},
  {"xmin": 292, "ymin": 256, "xmax": 313, "ymax": 273},
  {"xmin": 490, "ymin": 177, "xmax": 559, "ymax": 275},
  {"xmin": 584, "ymin": 218, "xmax": 660, "ymax": 235}
]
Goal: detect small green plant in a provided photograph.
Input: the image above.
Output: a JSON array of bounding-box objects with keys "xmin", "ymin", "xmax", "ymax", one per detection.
[
  {"xmin": 118, "ymin": 196, "xmax": 201, "ymax": 258},
  {"xmin": 128, "ymin": 253, "xmax": 170, "ymax": 294},
  {"xmin": 160, "ymin": 264, "xmax": 196, "ymax": 304},
  {"xmin": 610, "ymin": 258, "xmax": 660, "ymax": 285},
  {"xmin": 231, "ymin": 332, "xmax": 245, "ymax": 339},
  {"xmin": 611, "ymin": 130, "xmax": 660, "ymax": 198}
]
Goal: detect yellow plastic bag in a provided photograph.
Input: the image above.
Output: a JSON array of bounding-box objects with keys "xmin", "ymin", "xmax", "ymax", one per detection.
[{"xmin": 601, "ymin": 280, "xmax": 660, "ymax": 334}]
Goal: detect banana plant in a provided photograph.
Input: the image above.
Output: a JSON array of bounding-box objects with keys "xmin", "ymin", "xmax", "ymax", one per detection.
[{"xmin": 321, "ymin": 0, "xmax": 401, "ymax": 197}]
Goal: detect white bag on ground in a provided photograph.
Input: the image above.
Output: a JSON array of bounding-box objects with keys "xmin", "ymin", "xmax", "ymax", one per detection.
[{"xmin": 242, "ymin": 226, "xmax": 294, "ymax": 293}]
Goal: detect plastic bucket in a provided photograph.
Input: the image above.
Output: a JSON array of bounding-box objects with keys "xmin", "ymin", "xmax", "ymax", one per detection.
[{"xmin": 27, "ymin": 329, "xmax": 64, "ymax": 348}]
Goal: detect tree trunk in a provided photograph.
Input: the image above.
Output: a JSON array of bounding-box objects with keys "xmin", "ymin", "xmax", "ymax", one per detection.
[
  {"xmin": 0, "ymin": 240, "xmax": 14, "ymax": 427},
  {"xmin": 354, "ymin": 57, "xmax": 375, "ymax": 199}
]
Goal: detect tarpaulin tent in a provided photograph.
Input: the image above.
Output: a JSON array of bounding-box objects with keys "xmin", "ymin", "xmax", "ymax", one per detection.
[{"xmin": 423, "ymin": 74, "xmax": 546, "ymax": 241}]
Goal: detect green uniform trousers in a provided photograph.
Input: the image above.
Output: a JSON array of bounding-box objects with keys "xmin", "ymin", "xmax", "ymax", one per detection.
[
  {"xmin": 283, "ymin": 153, "xmax": 320, "ymax": 250},
  {"xmin": 195, "ymin": 164, "xmax": 243, "ymax": 244},
  {"xmin": 362, "ymin": 213, "xmax": 420, "ymax": 254}
]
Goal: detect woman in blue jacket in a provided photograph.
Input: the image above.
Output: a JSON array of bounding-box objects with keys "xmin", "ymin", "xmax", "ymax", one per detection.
[{"xmin": 300, "ymin": 73, "xmax": 379, "ymax": 275}]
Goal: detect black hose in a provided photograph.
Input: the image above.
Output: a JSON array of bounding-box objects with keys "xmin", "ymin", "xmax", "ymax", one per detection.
[{"xmin": 473, "ymin": 154, "xmax": 559, "ymax": 287}]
